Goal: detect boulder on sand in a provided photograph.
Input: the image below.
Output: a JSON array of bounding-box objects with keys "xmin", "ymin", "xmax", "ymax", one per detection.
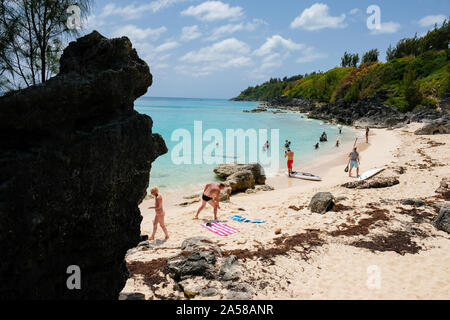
[
  {"xmin": 226, "ymin": 170, "xmax": 255, "ymax": 193},
  {"xmin": 214, "ymin": 163, "xmax": 266, "ymax": 184},
  {"xmin": 342, "ymin": 177, "xmax": 399, "ymax": 189},
  {"xmin": 308, "ymin": 192, "xmax": 335, "ymax": 214},
  {"xmin": 433, "ymin": 206, "xmax": 450, "ymax": 233},
  {"xmin": 214, "ymin": 163, "xmax": 266, "ymax": 193}
]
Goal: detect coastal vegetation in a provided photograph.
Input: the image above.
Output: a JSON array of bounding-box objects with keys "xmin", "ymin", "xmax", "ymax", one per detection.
[
  {"xmin": 234, "ymin": 21, "xmax": 450, "ymax": 112},
  {"xmin": 0, "ymin": 0, "xmax": 91, "ymax": 92}
]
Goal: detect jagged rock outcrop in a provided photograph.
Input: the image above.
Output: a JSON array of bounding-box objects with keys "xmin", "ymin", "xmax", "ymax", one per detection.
[
  {"xmin": 214, "ymin": 163, "xmax": 266, "ymax": 193},
  {"xmin": 414, "ymin": 116, "xmax": 450, "ymax": 135},
  {"xmin": 166, "ymin": 237, "xmax": 249, "ymax": 299},
  {"xmin": 0, "ymin": 31, "xmax": 167, "ymax": 299}
]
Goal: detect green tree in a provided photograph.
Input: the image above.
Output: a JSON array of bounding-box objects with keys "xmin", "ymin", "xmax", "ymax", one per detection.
[
  {"xmin": 0, "ymin": 0, "xmax": 91, "ymax": 91},
  {"xmin": 386, "ymin": 44, "xmax": 395, "ymax": 61},
  {"xmin": 362, "ymin": 49, "xmax": 379, "ymax": 64},
  {"xmin": 403, "ymin": 66, "xmax": 421, "ymax": 111},
  {"xmin": 341, "ymin": 52, "xmax": 359, "ymax": 67}
]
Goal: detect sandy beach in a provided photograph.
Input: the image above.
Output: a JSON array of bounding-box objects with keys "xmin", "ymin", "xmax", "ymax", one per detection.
[{"xmin": 123, "ymin": 123, "xmax": 450, "ymax": 300}]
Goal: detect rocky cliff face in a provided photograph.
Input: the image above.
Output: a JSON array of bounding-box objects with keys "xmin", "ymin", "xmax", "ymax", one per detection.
[{"xmin": 0, "ymin": 31, "xmax": 167, "ymax": 299}]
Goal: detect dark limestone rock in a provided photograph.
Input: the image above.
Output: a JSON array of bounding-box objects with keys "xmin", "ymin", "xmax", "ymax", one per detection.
[
  {"xmin": 308, "ymin": 192, "xmax": 335, "ymax": 214},
  {"xmin": 342, "ymin": 177, "xmax": 400, "ymax": 189},
  {"xmin": 401, "ymin": 199, "xmax": 426, "ymax": 207},
  {"xmin": 415, "ymin": 116, "xmax": 450, "ymax": 135},
  {"xmin": 167, "ymin": 237, "xmax": 222, "ymax": 280},
  {"xmin": 0, "ymin": 31, "xmax": 167, "ymax": 299},
  {"xmin": 433, "ymin": 206, "xmax": 450, "ymax": 233},
  {"xmin": 219, "ymin": 255, "xmax": 241, "ymax": 281}
]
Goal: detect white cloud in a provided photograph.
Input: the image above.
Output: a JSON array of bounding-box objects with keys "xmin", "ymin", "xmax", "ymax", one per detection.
[
  {"xmin": 84, "ymin": 14, "xmax": 105, "ymax": 30},
  {"xmin": 181, "ymin": 1, "xmax": 244, "ymax": 22},
  {"xmin": 112, "ymin": 25, "xmax": 167, "ymax": 41},
  {"xmin": 178, "ymin": 38, "xmax": 252, "ymax": 76},
  {"xmin": 370, "ymin": 21, "xmax": 401, "ymax": 35},
  {"xmin": 254, "ymin": 35, "xmax": 304, "ymax": 56},
  {"xmin": 349, "ymin": 8, "xmax": 360, "ymax": 15},
  {"xmin": 155, "ymin": 41, "xmax": 180, "ymax": 52},
  {"xmin": 291, "ymin": 3, "xmax": 347, "ymax": 31},
  {"xmin": 207, "ymin": 19, "xmax": 267, "ymax": 41},
  {"xmin": 181, "ymin": 25, "xmax": 202, "ymax": 41},
  {"xmin": 296, "ymin": 47, "xmax": 327, "ymax": 63},
  {"xmin": 100, "ymin": 0, "xmax": 188, "ymax": 20},
  {"xmin": 418, "ymin": 14, "xmax": 447, "ymax": 27}
]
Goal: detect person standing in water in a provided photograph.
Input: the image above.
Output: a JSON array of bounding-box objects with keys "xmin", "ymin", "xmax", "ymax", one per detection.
[
  {"xmin": 195, "ymin": 182, "xmax": 226, "ymax": 220},
  {"xmin": 365, "ymin": 127, "xmax": 370, "ymax": 143},
  {"xmin": 338, "ymin": 125, "xmax": 342, "ymax": 134},
  {"xmin": 285, "ymin": 148, "xmax": 294, "ymax": 177},
  {"xmin": 148, "ymin": 187, "xmax": 169, "ymax": 241},
  {"xmin": 315, "ymin": 143, "xmax": 319, "ymax": 150},
  {"xmin": 336, "ymin": 140, "xmax": 340, "ymax": 147},
  {"xmin": 348, "ymin": 147, "xmax": 360, "ymax": 178}
]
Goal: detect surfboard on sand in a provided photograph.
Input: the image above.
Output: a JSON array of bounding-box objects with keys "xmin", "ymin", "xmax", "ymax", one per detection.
[
  {"xmin": 357, "ymin": 168, "xmax": 385, "ymax": 181},
  {"xmin": 285, "ymin": 171, "xmax": 322, "ymax": 181}
]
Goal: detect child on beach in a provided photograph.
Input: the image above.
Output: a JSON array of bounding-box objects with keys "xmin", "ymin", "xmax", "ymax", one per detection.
[{"xmin": 148, "ymin": 186, "xmax": 169, "ymax": 241}]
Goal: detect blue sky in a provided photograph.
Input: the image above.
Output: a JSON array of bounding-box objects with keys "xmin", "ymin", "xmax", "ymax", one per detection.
[{"xmin": 83, "ymin": 0, "xmax": 449, "ymax": 98}]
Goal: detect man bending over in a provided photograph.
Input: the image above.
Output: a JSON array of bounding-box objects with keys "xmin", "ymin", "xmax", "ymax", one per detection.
[{"xmin": 195, "ymin": 182, "xmax": 226, "ymax": 220}]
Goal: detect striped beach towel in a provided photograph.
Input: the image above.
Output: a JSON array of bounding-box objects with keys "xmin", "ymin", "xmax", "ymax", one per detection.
[{"xmin": 201, "ymin": 222, "xmax": 239, "ymax": 236}]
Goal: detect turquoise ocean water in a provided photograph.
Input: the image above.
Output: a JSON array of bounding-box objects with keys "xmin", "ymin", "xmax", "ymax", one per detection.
[{"xmin": 135, "ymin": 97, "xmax": 356, "ymax": 193}]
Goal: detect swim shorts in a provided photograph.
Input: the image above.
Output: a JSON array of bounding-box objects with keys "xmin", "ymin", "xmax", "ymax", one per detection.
[
  {"xmin": 202, "ymin": 194, "xmax": 213, "ymax": 202},
  {"xmin": 287, "ymin": 160, "xmax": 293, "ymax": 169},
  {"xmin": 350, "ymin": 160, "xmax": 359, "ymax": 168}
]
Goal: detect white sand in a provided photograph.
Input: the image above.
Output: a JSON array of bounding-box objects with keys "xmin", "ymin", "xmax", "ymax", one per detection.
[{"xmin": 123, "ymin": 123, "xmax": 450, "ymax": 300}]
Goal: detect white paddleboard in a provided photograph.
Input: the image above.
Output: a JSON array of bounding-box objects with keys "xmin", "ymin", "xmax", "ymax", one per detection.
[
  {"xmin": 357, "ymin": 168, "xmax": 385, "ymax": 181},
  {"xmin": 286, "ymin": 171, "xmax": 322, "ymax": 181}
]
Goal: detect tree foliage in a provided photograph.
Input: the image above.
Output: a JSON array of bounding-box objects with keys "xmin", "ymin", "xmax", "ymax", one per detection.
[
  {"xmin": 361, "ymin": 49, "xmax": 379, "ymax": 64},
  {"xmin": 0, "ymin": 0, "xmax": 91, "ymax": 92},
  {"xmin": 341, "ymin": 51, "xmax": 359, "ymax": 67},
  {"xmin": 386, "ymin": 19, "xmax": 449, "ymax": 61}
]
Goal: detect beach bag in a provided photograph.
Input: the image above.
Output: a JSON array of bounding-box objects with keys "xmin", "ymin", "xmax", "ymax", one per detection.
[{"xmin": 344, "ymin": 164, "xmax": 349, "ymax": 172}]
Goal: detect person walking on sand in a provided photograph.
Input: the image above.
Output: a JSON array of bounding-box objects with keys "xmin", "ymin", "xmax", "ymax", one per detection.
[
  {"xmin": 195, "ymin": 182, "xmax": 226, "ymax": 220},
  {"xmin": 348, "ymin": 147, "xmax": 360, "ymax": 178},
  {"xmin": 285, "ymin": 148, "xmax": 294, "ymax": 177},
  {"xmin": 148, "ymin": 187, "xmax": 169, "ymax": 241},
  {"xmin": 365, "ymin": 127, "xmax": 370, "ymax": 143}
]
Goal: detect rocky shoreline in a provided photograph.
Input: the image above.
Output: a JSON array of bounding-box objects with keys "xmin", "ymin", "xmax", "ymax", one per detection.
[{"xmin": 242, "ymin": 93, "xmax": 450, "ymax": 132}]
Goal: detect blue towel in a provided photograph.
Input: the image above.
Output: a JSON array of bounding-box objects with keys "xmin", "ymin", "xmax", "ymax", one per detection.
[{"xmin": 230, "ymin": 215, "xmax": 265, "ymax": 224}]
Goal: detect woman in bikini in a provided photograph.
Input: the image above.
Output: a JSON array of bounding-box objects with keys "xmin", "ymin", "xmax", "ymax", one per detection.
[{"xmin": 148, "ymin": 186, "xmax": 169, "ymax": 241}]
